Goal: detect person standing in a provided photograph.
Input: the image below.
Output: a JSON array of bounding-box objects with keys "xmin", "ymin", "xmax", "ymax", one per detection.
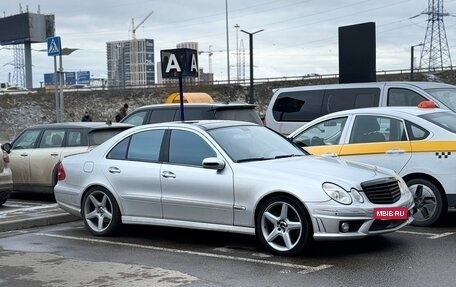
[
  {"xmin": 115, "ymin": 103, "xmax": 129, "ymax": 122},
  {"xmin": 81, "ymin": 111, "xmax": 93, "ymax": 122}
]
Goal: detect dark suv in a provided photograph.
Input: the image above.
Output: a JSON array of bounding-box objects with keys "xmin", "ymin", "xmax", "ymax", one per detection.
[{"xmin": 120, "ymin": 103, "xmax": 263, "ymax": 126}]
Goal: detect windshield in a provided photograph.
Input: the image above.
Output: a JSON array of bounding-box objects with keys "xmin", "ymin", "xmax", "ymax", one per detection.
[
  {"xmin": 425, "ymin": 88, "xmax": 456, "ymax": 112},
  {"xmin": 419, "ymin": 111, "xmax": 456, "ymax": 133},
  {"xmin": 208, "ymin": 125, "xmax": 306, "ymax": 163}
]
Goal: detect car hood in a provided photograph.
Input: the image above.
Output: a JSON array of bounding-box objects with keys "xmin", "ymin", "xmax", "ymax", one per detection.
[{"xmin": 240, "ymin": 155, "xmax": 396, "ymax": 190}]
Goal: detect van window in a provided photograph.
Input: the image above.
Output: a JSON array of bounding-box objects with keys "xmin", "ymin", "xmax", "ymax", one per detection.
[
  {"xmin": 324, "ymin": 88, "xmax": 380, "ymax": 114},
  {"xmin": 387, "ymin": 88, "xmax": 426, "ymax": 106},
  {"xmin": 272, "ymin": 88, "xmax": 379, "ymax": 122},
  {"xmin": 272, "ymin": 90, "xmax": 324, "ymax": 122}
]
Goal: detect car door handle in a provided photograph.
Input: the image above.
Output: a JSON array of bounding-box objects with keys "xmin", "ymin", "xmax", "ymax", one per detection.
[
  {"xmin": 20, "ymin": 153, "xmax": 28, "ymax": 157},
  {"xmin": 162, "ymin": 171, "xmax": 176, "ymax": 178},
  {"xmin": 386, "ymin": 148, "xmax": 405, "ymax": 155},
  {"xmin": 108, "ymin": 167, "xmax": 121, "ymax": 173},
  {"xmin": 321, "ymin": 152, "xmax": 338, "ymax": 157},
  {"xmin": 50, "ymin": 153, "xmax": 59, "ymax": 156}
]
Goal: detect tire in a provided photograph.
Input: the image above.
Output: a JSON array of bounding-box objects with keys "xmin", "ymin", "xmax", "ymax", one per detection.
[
  {"xmin": 0, "ymin": 191, "xmax": 11, "ymax": 207},
  {"xmin": 407, "ymin": 178, "xmax": 446, "ymax": 227},
  {"xmin": 256, "ymin": 196, "xmax": 311, "ymax": 256},
  {"xmin": 82, "ymin": 187, "xmax": 121, "ymax": 236}
]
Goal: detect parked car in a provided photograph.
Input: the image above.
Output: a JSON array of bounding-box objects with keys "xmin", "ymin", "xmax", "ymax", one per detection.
[
  {"xmin": 288, "ymin": 105, "xmax": 456, "ymax": 226},
  {"xmin": 120, "ymin": 103, "xmax": 263, "ymax": 126},
  {"xmin": 0, "ymin": 147, "xmax": 13, "ymax": 206},
  {"xmin": 1, "ymin": 122, "xmax": 133, "ymax": 194},
  {"xmin": 265, "ymin": 81, "xmax": 456, "ymax": 135},
  {"xmin": 0, "ymin": 86, "xmax": 37, "ymax": 95},
  {"xmin": 54, "ymin": 120, "xmax": 414, "ymax": 256}
]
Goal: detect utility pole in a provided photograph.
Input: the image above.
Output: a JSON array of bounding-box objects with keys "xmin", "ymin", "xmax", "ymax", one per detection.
[{"xmin": 241, "ymin": 29, "xmax": 263, "ymax": 104}]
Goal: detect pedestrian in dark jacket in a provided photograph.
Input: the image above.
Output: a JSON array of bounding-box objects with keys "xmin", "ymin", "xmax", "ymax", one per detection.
[
  {"xmin": 115, "ymin": 103, "xmax": 129, "ymax": 122},
  {"xmin": 81, "ymin": 111, "xmax": 93, "ymax": 122}
]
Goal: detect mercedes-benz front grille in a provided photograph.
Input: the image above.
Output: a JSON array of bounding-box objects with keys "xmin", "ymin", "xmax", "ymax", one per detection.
[{"xmin": 360, "ymin": 177, "xmax": 401, "ymax": 204}]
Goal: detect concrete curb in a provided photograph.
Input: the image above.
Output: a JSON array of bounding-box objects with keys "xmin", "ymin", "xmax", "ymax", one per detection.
[{"xmin": 0, "ymin": 212, "xmax": 80, "ymax": 233}]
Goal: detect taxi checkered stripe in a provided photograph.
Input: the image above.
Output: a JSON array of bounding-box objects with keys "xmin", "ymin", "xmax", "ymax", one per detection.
[{"xmin": 435, "ymin": 152, "xmax": 451, "ymax": 159}]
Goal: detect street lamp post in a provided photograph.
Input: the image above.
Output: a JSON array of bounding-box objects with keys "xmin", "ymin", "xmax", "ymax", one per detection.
[
  {"xmin": 225, "ymin": 0, "xmax": 230, "ymax": 84},
  {"xmin": 235, "ymin": 24, "xmax": 240, "ymax": 83},
  {"xmin": 411, "ymin": 43, "xmax": 424, "ymax": 81},
  {"xmin": 241, "ymin": 29, "xmax": 263, "ymax": 104}
]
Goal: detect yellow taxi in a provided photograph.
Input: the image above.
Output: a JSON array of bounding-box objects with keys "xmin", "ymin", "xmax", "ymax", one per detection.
[{"xmin": 289, "ymin": 104, "xmax": 456, "ymax": 226}]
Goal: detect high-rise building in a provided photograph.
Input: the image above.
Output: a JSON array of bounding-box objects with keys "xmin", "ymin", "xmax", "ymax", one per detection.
[{"xmin": 106, "ymin": 39, "xmax": 155, "ymax": 87}]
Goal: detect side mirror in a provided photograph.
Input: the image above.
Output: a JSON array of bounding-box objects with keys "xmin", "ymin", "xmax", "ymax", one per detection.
[
  {"xmin": 1, "ymin": 143, "xmax": 12, "ymax": 154},
  {"xmin": 202, "ymin": 157, "xmax": 225, "ymax": 170}
]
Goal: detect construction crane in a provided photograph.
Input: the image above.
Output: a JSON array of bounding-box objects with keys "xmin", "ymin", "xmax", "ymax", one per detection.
[
  {"xmin": 198, "ymin": 45, "xmax": 224, "ymax": 74},
  {"xmin": 130, "ymin": 11, "xmax": 153, "ymax": 86},
  {"xmin": 131, "ymin": 11, "xmax": 154, "ymax": 40}
]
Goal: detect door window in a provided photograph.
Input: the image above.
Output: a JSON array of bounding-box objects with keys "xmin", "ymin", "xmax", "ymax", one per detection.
[
  {"xmin": 128, "ymin": 130, "xmax": 165, "ymax": 162},
  {"xmin": 122, "ymin": 111, "xmax": 147, "ymax": 126},
  {"xmin": 387, "ymin": 88, "xmax": 427, "ymax": 106},
  {"xmin": 67, "ymin": 130, "xmax": 83, "ymax": 146},
  {"xmin": 39, "ymin": 129, "xmax": 66, "ymax": 148},
  {"xmin": 168, "ymin": 130, "xmax": 216, "ymax": 166},
  {"xmin": 149, "ymin": 109, "xmax": 177, "ymax": 123},
  {"xmin": 12, "ymin": 130, "xmax": 42, "ymax": 149},
  {"xmin": 350, "ymin": 116, "xmax": 406, "ymax": 144},
  {"xmin": 292, "ymin": 117, "xmax": 348, "ymax": 147}
]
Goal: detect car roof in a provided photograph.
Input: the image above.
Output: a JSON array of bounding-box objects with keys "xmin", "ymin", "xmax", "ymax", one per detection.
[
  {"xmin": 273, "ymin": 81, "xmax": 455, "ymax": 92},
  {"xmin": 131, "ymin": 102, "xmax": 257, "ymax": 112},
  {"xmin": 130, "ymin": 120, "xmax": 258, "ymax": 132},
  {"xmin": 318, "ymin": 106, "xmax": 450, "ymax": 118},
  {"xmin": 25, "ymin": 122, "xmax": 133, "ymax": 130}
]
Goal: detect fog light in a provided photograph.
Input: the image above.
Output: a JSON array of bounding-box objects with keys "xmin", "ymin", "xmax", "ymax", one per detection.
[{"xmin": 340, "ymin": 222, "xmax": 350, "ymax": 233}]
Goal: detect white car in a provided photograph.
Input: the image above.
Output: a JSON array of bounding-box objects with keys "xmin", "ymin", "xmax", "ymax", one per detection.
[
  {"xmin": 289, "ymin": 105, "xmax": 456, "ymax": 226},
  {"xmin": 54, "ymin": 120, "xmax": 414, "ymax": 256}
]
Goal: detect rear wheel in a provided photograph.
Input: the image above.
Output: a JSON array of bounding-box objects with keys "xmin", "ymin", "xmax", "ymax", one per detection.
[
  {"xmin": 82, "ymin": 187, "xmax": 121, "ymax": 236},
  {"xmin": 256, "ymin": 196, "xmax": 311, "ymax": 256},
  {"xmin": 407, "ymin": 178, "xmax": 445, "ymax": 227}
]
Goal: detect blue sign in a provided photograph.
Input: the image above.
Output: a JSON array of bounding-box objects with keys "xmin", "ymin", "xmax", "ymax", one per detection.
[
  {"xmin": 65, "ymin": 72, "xmax": 76, "ymax": 85},
  {"xmin": 77, "ymin": 71, "xmax": 90, "ymax": 85},
  {"xmin": 47, "ymin": 36, "xmax": 61, "ymax": 57},
  {"xmin": 44, "ymin": 73, "xmax": 55, "ymax": 85}
]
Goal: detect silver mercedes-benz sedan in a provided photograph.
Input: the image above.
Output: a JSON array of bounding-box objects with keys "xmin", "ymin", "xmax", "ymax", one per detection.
[{"xmin": 54, "ymin": 120, "xmax": 414, "ymax": 256}]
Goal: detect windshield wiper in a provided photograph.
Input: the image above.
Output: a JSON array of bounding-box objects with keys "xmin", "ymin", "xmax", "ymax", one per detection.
[
  {"xmin": 274, "ymin": 154, "xmax": 302, "ymax": 159},
  {"xmin": 236, "ymin": 157, "xmax": 271, "ymax": 163}
]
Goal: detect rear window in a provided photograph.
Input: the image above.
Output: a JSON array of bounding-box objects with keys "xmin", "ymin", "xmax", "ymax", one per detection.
[
  {"xmin": 419, "ymin": 112, "xmax": 456, "ymax": 134},
  {"xmin": 215, "ymin": 109, "xmax": 262, "ymax": 124},
  {"xmin": 88, "ymin": 128, "xmax": 129, "ymax": 146}
]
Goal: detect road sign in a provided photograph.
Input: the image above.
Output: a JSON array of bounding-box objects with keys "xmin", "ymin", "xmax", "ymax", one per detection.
[
  {"xmin": 47, "ymin": 36, "xmax": 61, "ymax": 57},
  {"xmin": 160, "ymin": 48, "xmax": 198, "ymax": 78},
  {"xmin": 77, "ymin": 71, "xmax": 91, "ymax": 84}
]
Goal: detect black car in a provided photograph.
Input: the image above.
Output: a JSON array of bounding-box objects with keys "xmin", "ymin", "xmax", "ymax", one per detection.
[{"xmin": 120, "ymin": 103, "xmax": 263, "ymax": 126}]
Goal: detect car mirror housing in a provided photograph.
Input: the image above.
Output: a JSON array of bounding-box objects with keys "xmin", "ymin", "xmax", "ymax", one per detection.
[
  {"xmin": 202, "ymin": 157, "xmax": 225, "ymax": 170},
  {"xmin": 1, "ymin": 143, "xmax": 12, "ymax": 154}
]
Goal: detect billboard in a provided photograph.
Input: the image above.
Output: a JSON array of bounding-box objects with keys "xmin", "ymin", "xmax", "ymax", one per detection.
[
  {"xmin": 43, "ymin": 71, "xmax": 89, "ymax": 86},
  {"xmin": 0, "ymin": 13, "xmax": 55, "ymax": 45},
  {"xmin": 338, "ymin": 22, "xmax": 376, "ymax": 83}
]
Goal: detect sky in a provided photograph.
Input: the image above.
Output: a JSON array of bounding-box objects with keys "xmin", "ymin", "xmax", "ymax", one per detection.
[{"xmin": 1, "ymin": 0, "xmax": 456, "ymax": 88}]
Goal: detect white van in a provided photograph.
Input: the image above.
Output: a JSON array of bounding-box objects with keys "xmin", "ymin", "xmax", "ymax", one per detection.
[{"xmin": 265, "ymin": 81, "xmax": 456, "ymax": 135}]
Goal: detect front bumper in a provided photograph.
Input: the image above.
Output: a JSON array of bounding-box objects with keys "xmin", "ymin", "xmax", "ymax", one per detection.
[{"xmin": 307, "ymin": 194, "xmax": 415, "ymax": 241}]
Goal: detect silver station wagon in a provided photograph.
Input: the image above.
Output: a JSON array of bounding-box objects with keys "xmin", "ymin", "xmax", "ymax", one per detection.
[{"xmin": 54, "ymin": 121, "xmax": 414, "ymax": 256}]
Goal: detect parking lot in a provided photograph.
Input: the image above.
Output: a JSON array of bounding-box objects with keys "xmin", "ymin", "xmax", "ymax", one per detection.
[{"xmin": 1, "ymin": 197, "xmax": 455, "ymax": 287}]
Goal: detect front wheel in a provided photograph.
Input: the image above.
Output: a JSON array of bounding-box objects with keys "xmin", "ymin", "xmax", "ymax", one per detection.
[
  {"xmin": 407, "ymin": 178, "xmax": 446, "ymax": 227},
  {"xmin": 82, "ymin": 187, "xmax": 121, "ymax": 236},
  {"xmin": 256, "ymin": 196, "xmax": 311, "ymax": 256}
]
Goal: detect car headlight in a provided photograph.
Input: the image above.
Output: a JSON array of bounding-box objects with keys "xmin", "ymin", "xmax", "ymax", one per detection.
[
  {"xmin": 350, "ymin": 188, "xmax": 364, "ymax": 203},
  {"xmin": 398, "ymin": 178, "xmax": 411, "ymax": 195},
  {"xmin": 322, "ymin": 183, "xmax": 352, "ymax": 205}
]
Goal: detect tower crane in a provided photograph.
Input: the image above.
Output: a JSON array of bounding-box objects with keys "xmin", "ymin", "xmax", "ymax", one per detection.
[
  {"xmin": 198, "ymin": 45, "xmax": 224, "ymax": 74},
  {"xmin": 131, "ymin": 11, "xmax": 154, "ymax": 40},
  {"xmin": 130, "ymin": 11, "xmax": 153, "ymax": 86}
]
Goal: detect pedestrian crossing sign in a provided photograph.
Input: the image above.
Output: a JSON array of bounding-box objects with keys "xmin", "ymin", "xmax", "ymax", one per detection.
[{"xmin": 47, "ymin": 36, "xmax": 61, "ymax": 56}]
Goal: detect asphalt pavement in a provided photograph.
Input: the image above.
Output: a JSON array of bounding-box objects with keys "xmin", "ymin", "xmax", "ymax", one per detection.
[{"xmin": 0, "ymin": 198, "xmax": 80, "ymax": 232}]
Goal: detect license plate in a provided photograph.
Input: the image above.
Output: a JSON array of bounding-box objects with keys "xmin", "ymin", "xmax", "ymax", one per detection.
[{"xmin": 373, "ymin": 207, "xmax": 408, "ymax": 220}]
